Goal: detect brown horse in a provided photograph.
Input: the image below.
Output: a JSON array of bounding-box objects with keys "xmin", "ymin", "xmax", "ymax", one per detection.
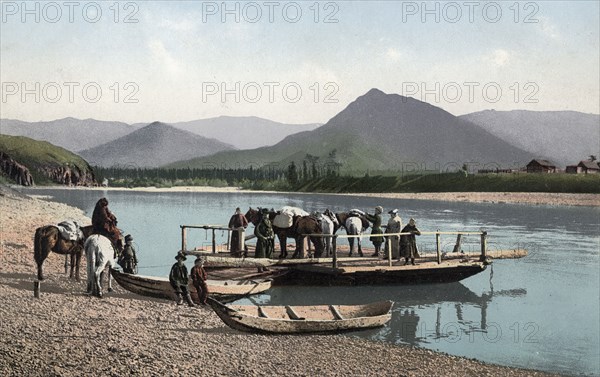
[
  {"xmin": 245, "ymin": 207, "xmax": 325, "ymax": 259},
  {"xmin": 34, "ymin": 224, "xmax": 93, "ymax": 281}
]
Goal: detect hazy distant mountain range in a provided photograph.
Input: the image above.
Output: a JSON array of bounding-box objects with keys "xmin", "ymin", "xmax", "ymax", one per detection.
[
  {"xmin": 167, "ymin": 89, "xmax": 536, "ymax": 172},
  {"xmin": 0, "ymin": 116, "xmax": 321, "ymax": 153},
  {"xmin": 0, "ymin": 118, "xmax": 137, "ymax": 152},
  {"xmin": 137, "ymin": 117, "xmax": 321, "ymax": 150},
  {"xmin": 460, "ymin": 110, "xmax": 600, "ymax": 167},
  {"xmin": 78, "ymin": 122, "xmax": 234, "ymax": 168},
  {"xmin": 2, "ymin": 90, "xmax": 598, "ymax": 172}
]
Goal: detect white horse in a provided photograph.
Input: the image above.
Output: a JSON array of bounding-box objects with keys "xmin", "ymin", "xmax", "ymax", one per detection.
[
  {"xmin": 320, "ymin": 210, "xmax": 339, "ymax": 256},
  {"xmin": 85, "ymin": 234, "xmax": 117, "ymax": 298},
  {"xmin": 346, "ymin": 216, "xmax": 366, "ymax": 257}
]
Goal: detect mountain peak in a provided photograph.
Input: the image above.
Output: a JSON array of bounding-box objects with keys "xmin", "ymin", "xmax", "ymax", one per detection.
[
  {"xmin": 363, "ymin": 88, "xmax": 387, "ymax": 97},
  {"xmin": 147, "ymin": 121, "xmax": 167, "ymax": 127}
]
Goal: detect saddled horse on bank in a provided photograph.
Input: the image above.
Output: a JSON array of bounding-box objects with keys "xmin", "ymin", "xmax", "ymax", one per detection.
[
  {"xmin": 334, "ymin": 211, "xmax": 370, "ymax": 257},
  {"xmin": 34, "ymin": 223, "xmax": 94, "ymax": 281},
  {"xmin": 85, "ymin": 234, "xmax": 119, "ymax": 298},
  {"xmin": 245, "ymin": 207, "xmax": 325, "ymax": 259}
]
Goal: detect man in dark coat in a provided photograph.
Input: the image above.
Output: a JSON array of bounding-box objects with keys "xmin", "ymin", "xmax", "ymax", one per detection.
[
  {"xmin": 190, "ymin": 256, "xmax": 209, "ymax": 305},
  {"xmin": 228, "ymin": 207, "xmax": 249, "ymax": 257},
  {"xmin": 366, "ymin": 206, "xmax": 384, "ymax": 257},
  {"xmin": 400, "ymin": 218, "xmax": 421, "ymax": 265},
  {"xmin": 119, "ymin": 234, "xmax": 138, "ymax": 274},
  {"xmin": 254, "ymin": 208, "xmax": 274, "ymax": 272},
  {"xmin": 169, "ymin": 251, "xmax": 194, "ymax": 307}
]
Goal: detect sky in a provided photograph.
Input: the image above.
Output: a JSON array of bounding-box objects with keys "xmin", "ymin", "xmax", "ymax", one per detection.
[{"xmin": 1, "ymin": 0, "xmax": 599, "ymax": 124}]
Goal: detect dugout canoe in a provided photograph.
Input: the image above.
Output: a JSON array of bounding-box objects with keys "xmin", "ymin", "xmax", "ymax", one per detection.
[
  {"xmin": 207, "ymin": 298, "xmax": 393, "ymax": 334},
  {"xmin": 110, "ymin": 268, "xmax": 272, "ymax": 302}
]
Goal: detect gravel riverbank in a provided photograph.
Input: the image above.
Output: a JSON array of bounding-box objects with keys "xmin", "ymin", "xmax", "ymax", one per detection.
[{"xmin": 0, "ymin": 185, "xmax": 562, "ymax": 376}]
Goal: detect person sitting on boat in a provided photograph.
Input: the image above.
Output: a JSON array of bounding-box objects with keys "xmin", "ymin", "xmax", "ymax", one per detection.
[
  {"xmin": 400, "ymin": 218, "xmax": 421, "ymax": 265},
  {"xmin": 366, "ymin": 206, "xmax": 384, "ymax": 257},
  {"xmin": 119, "ymin": 234, "xmax": 138, "ymax": 274},
  {"xmin": 228, "ymin": 207, "xmax": 249, "ymax": 258},
  {"xmin": 254, "ymin": 208, "xmax": 274, "ymax": 270},
  {"xmin": 190, "ymin": 256, "xmax": 209, "ymax": 305},
  {"xmin": 92, "ymin": 197, "xmax": 122, "ymax": 253},
  {"xmin": 169, "ymin": 251, "xmax": 194, "ymax": 307},
  {"xmin": 384, "ymin": 209, "xmax": 402, "ymax": 259}
]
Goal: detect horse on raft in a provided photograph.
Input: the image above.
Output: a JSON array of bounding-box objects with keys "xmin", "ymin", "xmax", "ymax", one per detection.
[
  {"xmin": 314, "ymin": 209, "xmax": 338, "ymax": 257},
  {"xmin": 334, "ymin": 211, "xmax": 370, "ymax": 257},
  {"xmin": 34, "ymin": 223, "xmax": 94, "ymax": 281},
  {"xmin": 85, "ymin": 234, "xmax": 119, "ymax": 298},
  {"xmin": 245, "ymin": 207, "xmax": 325, "ymax": 259}
]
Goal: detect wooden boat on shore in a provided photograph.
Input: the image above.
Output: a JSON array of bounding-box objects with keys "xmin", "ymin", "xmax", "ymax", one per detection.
[
  {"xmin": 207, "ymin": 298, "xmax": 393, "ymax": 334},
  {"xmin": 110, "ymin": 268, "xmax": 273, "ymax": 302}
]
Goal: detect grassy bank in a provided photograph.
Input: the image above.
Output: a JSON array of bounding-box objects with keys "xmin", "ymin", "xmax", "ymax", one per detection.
[{"xmin": 290, "ymin": 173, "xmax": 600, "ymax": 194}]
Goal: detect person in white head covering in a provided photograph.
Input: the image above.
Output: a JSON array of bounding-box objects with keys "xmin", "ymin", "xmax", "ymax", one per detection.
[
  {"xmin": 384, "ymin": 209, "xmax": 403, "ymax": 259},
  {"xmin": 400, "ymin": 218, "xmax": 421, "ymax": 265},
  {"xmin": 365, "ymin": 206, "xmax": 384, "ymax": 256}
]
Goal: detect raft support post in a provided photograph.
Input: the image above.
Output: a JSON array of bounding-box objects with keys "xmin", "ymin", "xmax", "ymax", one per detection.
[
  {"xmin": 388, "ymin": 236, "xmax": 392, "ymax": 267},
  {"xmin": 436, "ymin": 231, "xmax": 441, "ymax": 264},
  {"xmin": 452, "ymin": 234, "xmax": 462, "ymax": 253},
  {"xmin": 33, "ymin": 281, "xmax": 40, "ymax": 298},
  {"xmin": 238, "ymin": 228, "xmax": 245, "ymax": 252},
  {"xmin": 212, "ymin": 229, "xmax": 216, "ymax": 254},
  {"xmin": 480, "ymin": 231, "xmax": 488, "ymax": 262},
  {"xmin": 332, "ymin": 235, "xmax": 338, "ymax": 268},
  {"xmin": 181, "ymin": 226, "xmax": 187, "ymax": 252}
]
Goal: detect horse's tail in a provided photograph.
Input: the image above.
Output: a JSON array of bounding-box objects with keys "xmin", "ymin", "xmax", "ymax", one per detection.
[
  {"xmin": 33, "ymin": 226, "xmax": 43, "ymax": 265},
  {"xmin": 34, "ymin": 226, "xmax": 54, "ymax": 264}
]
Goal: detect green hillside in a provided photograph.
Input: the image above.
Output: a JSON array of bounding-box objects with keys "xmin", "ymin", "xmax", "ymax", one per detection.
[
  {"xmin": 293, "ymin": 173, "xmax": 600, "ymax": 194},
  {"xmin": 165, "ymin": 128, "xmax": 396, "ymax": 174},
  {"xmin": 0, "ymin": 134, "xmax": 95, "ymax": 185}
]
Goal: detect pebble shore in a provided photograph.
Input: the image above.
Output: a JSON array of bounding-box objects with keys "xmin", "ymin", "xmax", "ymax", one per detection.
[{"xmin": 0, "ymin": 186, "xmax": 562, "ymax": 376}]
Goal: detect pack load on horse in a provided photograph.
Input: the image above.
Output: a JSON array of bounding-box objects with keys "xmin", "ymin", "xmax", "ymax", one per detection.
[
  {"xmin": 34, "ymin": 220, "xmax": 93, "ymax": 281},
  {"xmin": 272, "ymin": 206, "xmax": 309, "ymax": 228},
  {"xmin": 245, "ymin": 207, "xmax": 324, "ymax": 259}
]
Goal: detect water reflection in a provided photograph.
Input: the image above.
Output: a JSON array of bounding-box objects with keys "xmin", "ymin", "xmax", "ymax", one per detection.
[{"xmin": 236, "ymin": 276, "xmax": 527, "ymax": 348}]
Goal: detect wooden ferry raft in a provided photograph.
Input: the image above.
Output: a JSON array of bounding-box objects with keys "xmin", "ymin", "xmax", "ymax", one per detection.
[{"xmin": 181, "ymin": 225, "xmax": 527, "ymax": 285}]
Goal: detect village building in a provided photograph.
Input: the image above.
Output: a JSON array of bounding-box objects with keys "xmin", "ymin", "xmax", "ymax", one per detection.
[
  {"xmin": 567, "ymin": 160, "xmax": 600, "ymax": 174},
  {"xmin": 526, "ymin": 159, "xmax": 556, "ymax": 173}
]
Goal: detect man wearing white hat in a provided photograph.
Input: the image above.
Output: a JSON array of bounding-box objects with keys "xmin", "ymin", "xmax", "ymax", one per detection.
[{"xmin": 384, "ymin": 209, "xmax": 402, "ymax": 259}]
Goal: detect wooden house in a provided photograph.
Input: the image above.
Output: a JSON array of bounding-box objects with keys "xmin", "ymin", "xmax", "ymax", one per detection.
[
  {"xmin": 526, "ymin": 159, "xmax": 556, "ymax": 173},
  {"xmin": 577, "ymin": 160, "xmax": 600, "ymax": 174}
]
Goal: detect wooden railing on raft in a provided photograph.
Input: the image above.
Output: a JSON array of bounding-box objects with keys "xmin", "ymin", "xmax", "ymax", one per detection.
[
  {"xmin": 302, "ymin": 231, "xmax": 489, "ymax": 268},
  {"xmin": 180, "ymin": 225, "xmax": 245, "ymax": 254},
  {"xmin": 180, "ymin": 225, "xmax": 525, "ymax": 269}
]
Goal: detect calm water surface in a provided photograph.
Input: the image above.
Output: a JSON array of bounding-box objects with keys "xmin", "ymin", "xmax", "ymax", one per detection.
[{"xmin": 22, "ymin": 188, "xmax": 600, "ymax": 376}]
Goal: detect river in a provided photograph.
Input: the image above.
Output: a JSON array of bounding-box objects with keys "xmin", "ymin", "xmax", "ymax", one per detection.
[{"xmin": 21, "ymin": 187, "xmax": 600, "ymax": 376}]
